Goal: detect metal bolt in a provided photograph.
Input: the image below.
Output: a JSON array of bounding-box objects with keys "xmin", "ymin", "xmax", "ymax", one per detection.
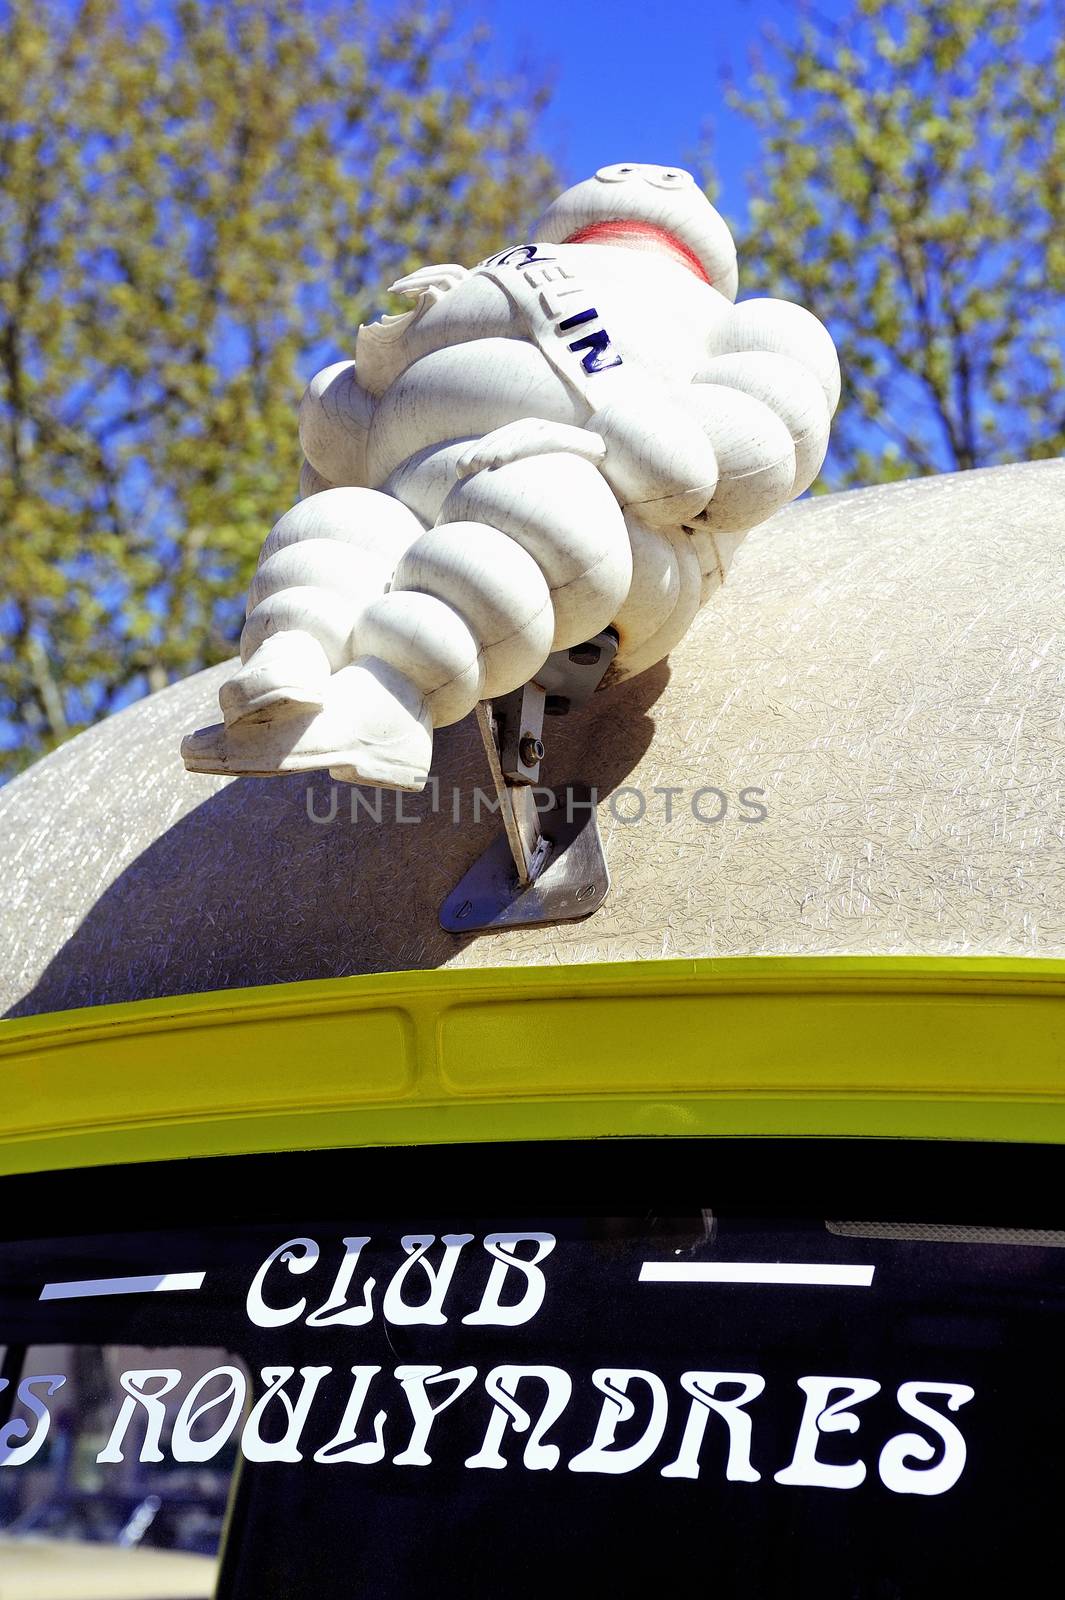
[
  {"xmin": 568, "ymin": 642, "xmax": 602, "ymax": 667},
  {"xmin": 545, "ymin": 694, "xmax": 570, "ymax": 716},
  {"xmin": 456, "ymin": 900, "xmax": 473, "ymax": 921},
  {"xmin": 519, "ymin": 734, "xmax": 545, "ymax": 766},
  {"xmin": 576, "ymin": 883, "xmax": 596, "ymax": 901}
]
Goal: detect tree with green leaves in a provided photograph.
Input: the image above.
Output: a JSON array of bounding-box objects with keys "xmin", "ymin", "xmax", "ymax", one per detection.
[
  {"xmin": 0, "ymin": 0, "xmax": 556, "ymax": 776},
  {"xmin": 728, "ymin": 0, "xmax": 1064, "ymax": 487}
]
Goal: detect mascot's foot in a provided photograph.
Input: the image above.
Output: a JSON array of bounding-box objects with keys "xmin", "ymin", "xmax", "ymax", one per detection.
[
  {"xmin": 181, "ymin": 658, "xmax": 433, "ymax": 791},
  {"xmin": 218, "ymin": 631, "xmax": 331, "ymax": 726}
]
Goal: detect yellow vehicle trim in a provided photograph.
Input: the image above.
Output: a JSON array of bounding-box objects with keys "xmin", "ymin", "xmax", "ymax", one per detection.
[{"xmin": 1, "ymin": 955, "xmax": 1064, "ymax": 1177}]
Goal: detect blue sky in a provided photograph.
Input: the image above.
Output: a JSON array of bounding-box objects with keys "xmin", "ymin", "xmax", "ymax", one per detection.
[{"xmin": 475, "ymin": 0, "xmax": 841, "ymax": 229}]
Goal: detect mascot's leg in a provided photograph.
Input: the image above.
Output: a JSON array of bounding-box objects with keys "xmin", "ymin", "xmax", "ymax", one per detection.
[
  {"xmin": 183, "ymin": 451, "xmax": 633, "ymax": 791},
  {"xmin": 326, "ymin": 450, "xmax": 633, "ymax": 787},
  {"xmin": 180, "ymin": 486, "xmax": 427, "ymax": 784},
  {"xmin": 222, "ymin": 487, "xmax": 424, "ymax": 723},
  {"xmin": 608, "ymin": 519, "xmax": 703, "ymax": 684},
  {"xmin": 433, "ymin": 450, "xmax": 632, "ymax": 653}
]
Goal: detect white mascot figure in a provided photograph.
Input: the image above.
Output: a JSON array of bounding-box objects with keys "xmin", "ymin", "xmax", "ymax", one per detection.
[{"xmin": 182, "ymin": 163, "xmax": 840, "ymax": 790}]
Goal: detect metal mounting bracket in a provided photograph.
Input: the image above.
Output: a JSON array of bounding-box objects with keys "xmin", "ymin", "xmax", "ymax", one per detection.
[{"xmin": 439, "ymin": 631, "xmax": 615, "ymax": 934}]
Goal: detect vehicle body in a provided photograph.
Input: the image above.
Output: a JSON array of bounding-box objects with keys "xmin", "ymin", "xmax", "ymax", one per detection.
[{"xmin": 1, "ymin": 461, "xmax": 1063, "ymax": 1596}]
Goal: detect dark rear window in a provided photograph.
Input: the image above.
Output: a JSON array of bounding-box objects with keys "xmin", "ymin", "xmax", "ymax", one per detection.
[{"xmin": 1, "ymin": 1140, "xmax": 1063, "ymax": 1597}]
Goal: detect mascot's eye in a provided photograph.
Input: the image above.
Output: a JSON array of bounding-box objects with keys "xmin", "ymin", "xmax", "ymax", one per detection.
[
  {"xmin": 647, "ymin": 167, "xmax": 693, "ymax": 190},
  {"xmin": 595, "ymin": 163, "xmax": 638, "ymax": 183}
]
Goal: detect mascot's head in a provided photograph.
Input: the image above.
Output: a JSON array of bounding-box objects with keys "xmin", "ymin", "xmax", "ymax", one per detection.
[{"xmin": 533, "ymin": 163, "xmax": 738, "ymax": 301}]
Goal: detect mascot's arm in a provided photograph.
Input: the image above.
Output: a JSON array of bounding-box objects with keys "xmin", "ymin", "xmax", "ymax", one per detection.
[
  {"xmin": 294, "ymin": 267, "xmax": 475, "ymax": 496},
  {"xmin": 585, "ymin": 378, "xmax": 721, "ymax": 530},
  {"xmin": 297, "ymin": 359, "xmax": 376, "ymax": 495},
  {"xmin": 680, "ymin": 297, "xmax": 841, "ymax": 536},
  {"xmin": 703, "ymin": 297, "xmax": 840, "ymax": 415},
  {"xmin": 451, "ymin": 388, "xmax": 719, "ymax": 533},
  {"xmin": 456, "ymin": 418, "xmax": 607, "ymax": 477},
  {"xmin": 389, "ymin": 263, "xmax": 470, "ymax": 305}
]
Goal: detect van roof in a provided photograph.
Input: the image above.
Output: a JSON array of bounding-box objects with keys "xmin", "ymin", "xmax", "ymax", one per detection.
[{"xmin": 3, "ymin": 459, "xmax": 1063, "ymax": 1020}]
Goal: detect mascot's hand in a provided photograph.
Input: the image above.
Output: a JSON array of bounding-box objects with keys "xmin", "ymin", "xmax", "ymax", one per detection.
[
  {"xmin": 456, "ymin": 418, "xmax": 607, "ymax": 478},
  {"xmin": 388, "ymin": 263, "xmax": 470, "ymax": 306}
]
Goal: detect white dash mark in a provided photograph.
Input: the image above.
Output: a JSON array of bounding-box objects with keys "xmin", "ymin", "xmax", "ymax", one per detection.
[
  {"xmin": 40, "ymin": 1271, "xmax": 206, "ymax": 1302},
  {"xmin": 639, "ymin": 1262, "xmax": 875, "ymax": 1287}
]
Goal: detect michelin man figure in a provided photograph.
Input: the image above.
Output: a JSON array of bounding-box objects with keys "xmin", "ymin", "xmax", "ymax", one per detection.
[{"xmin": 182, "ymin": 163, "xmax": 840, "ymax": 791}]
